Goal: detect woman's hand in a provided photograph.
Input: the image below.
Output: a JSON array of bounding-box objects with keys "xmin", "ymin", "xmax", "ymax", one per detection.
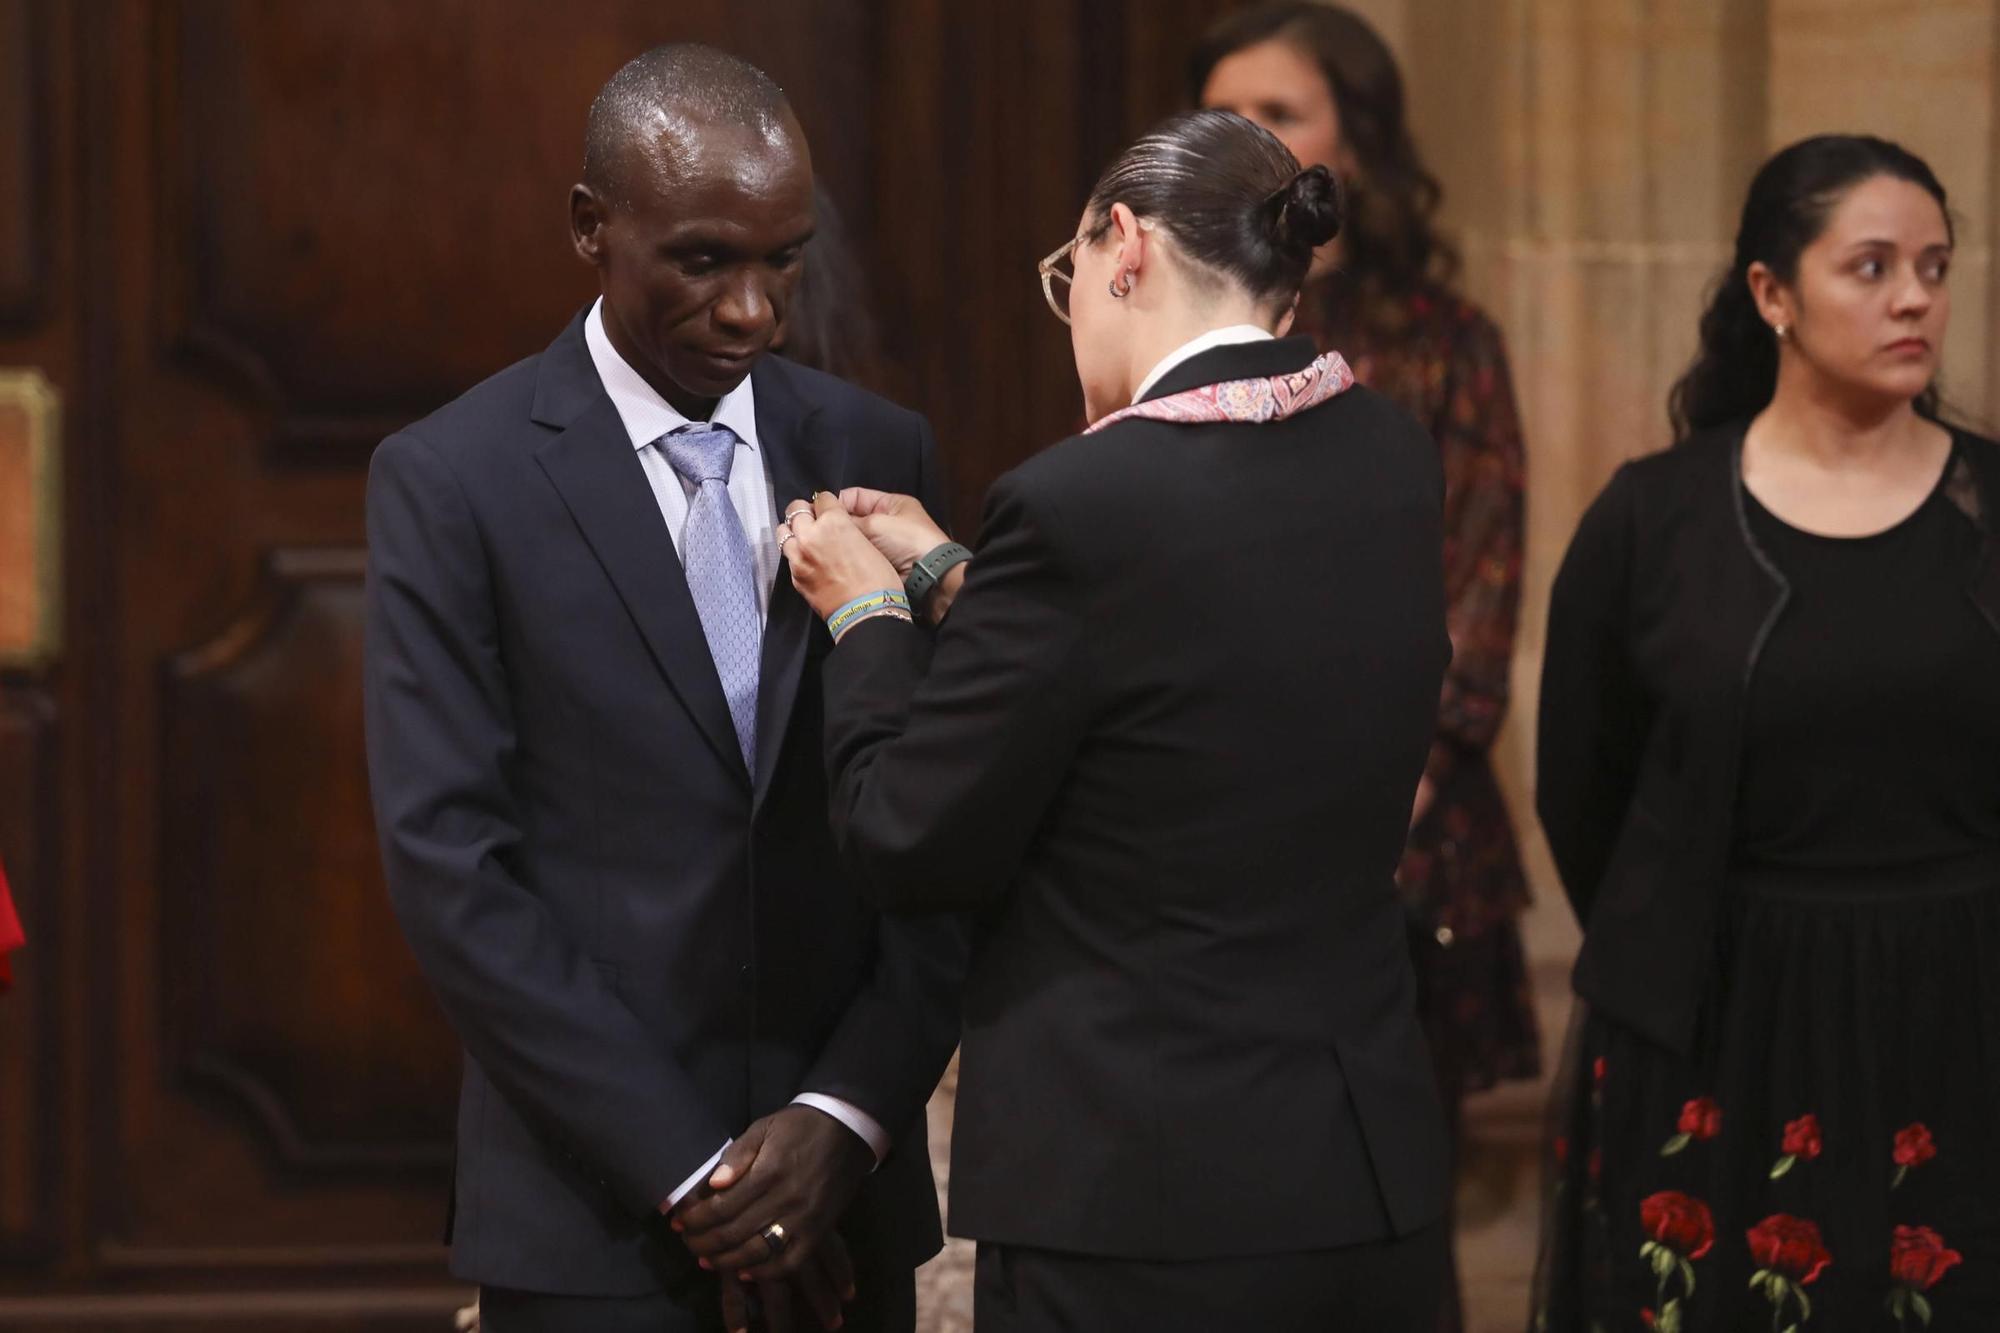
[
  {"xmin": 836, "ymin": 488, "xmax": 950, "ymax": 575},
  {"xmin": 782, "ymin": 492, "xmax": 902, "ymax": 620}
]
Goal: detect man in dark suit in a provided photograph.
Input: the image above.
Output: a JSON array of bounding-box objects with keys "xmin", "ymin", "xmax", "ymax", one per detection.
[{"xmin": 363, "ymin": 46, "xmax": 961, "ymax": 1333}]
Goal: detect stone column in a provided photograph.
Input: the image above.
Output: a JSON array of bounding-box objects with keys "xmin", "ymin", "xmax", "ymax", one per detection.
[{"xmin": 1400, "ymin": 0, "xmax": 1769, "ymax": 992}]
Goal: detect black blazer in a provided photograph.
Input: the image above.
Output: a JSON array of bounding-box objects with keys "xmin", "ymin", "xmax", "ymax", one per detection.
[
  {"xmin": 364, "ymin": 312, "xmax": 964, "ymax": 1296},
  {"xmin": 1538, "ymin": 423, "xmax": 2000, "ymax": 1054},
  {"xmin": 821, "ymin": 337, "xmax": 1452, "ymax": 1260}
]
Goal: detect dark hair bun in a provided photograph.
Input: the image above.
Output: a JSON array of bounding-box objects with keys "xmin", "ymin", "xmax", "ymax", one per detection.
[
  {"xmin": 1087, "ymin": 110, "xmax": 1340, "ymax": 305},
  {"xmin": 1271, "ymin": 165, "xmax": 1342, "ymax": 256}
]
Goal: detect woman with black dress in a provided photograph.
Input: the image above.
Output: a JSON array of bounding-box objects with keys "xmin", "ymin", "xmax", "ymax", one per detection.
[{"xmin": 1531, "ymin": 135, "xmax": 2000, "ymax": 1331}]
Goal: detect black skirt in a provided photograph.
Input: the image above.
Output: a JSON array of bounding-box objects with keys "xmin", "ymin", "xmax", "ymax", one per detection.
[{"xmin": 1532, "ymin": 852, "xmax": 2000, "ymax": 1332}]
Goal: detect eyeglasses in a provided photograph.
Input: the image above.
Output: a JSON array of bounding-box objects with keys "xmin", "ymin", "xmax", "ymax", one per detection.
[{"xmin": 1038, "ymin": 236, "xmax": 1081, "ymax": 326}]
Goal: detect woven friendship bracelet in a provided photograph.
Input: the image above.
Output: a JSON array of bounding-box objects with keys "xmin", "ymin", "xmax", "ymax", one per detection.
[
  {"xmin": 826, "ymin": 589, "xmax": 911, "ymax": 638},
  {"xmin": 831, "ymin": 604, "xmax": 915, "ymax": 642}
]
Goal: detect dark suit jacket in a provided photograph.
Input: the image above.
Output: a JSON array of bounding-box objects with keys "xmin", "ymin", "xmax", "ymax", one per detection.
[
  {"xmin": 364, "ymin": 311, "xmax": 964, "ymax": 1296},
  {"xmin": 1537, "ymin": 423, "xmax": 2000, "ymax": 1053},
  {"xmin": 819, "ymin": 337, "xmax": 1452, "ymax": 1260}
]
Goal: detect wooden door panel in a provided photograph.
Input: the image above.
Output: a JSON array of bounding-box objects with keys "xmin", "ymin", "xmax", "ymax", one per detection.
[{"xmin": 161, "ymin": 548, "xmax": 457, "ymax": 1173}]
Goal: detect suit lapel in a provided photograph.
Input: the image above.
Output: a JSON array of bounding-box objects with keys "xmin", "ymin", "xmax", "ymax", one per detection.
[
  {"xmin": 535, "ymin": 390, "xmax": 751, "ymax": 788},
  {"xmin": 751, "ymin": 359, "xmax": 840, "ymax": 815}
]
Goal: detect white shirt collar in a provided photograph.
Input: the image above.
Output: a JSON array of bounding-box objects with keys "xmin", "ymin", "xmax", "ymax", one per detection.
[
  {"xmin": 584, "ymin": 297, "xmax": 761, "ymax": 454},
  {"xmin": 1131, "ymin": 324, "xmax": 1276, "ymax": 405}
]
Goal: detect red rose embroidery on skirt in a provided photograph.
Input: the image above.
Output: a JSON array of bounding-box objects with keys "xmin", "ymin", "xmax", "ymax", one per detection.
[
  {"xmin": 1771, "ymin": 1112, "xmax": 1822, "ymax": 1179},
  {"xmin": 1661, "ymin": 1096, "xmax": 1722, "ymax": 1157},
  {"xmin": 1748, "ymin": 1214, "xmax": 1831, "ymax": 1328},
  {"xmin": 1892, "ymin": 1123, "xmax": 1936, "ymax": 1190},
  {"xmin": 1887, "ymin": 1225, "xmax": 1962, "ymax": 1330},
  {"xmin": 1638, "ymin": 1192, "xmax": 1713, "ymax": 1332},
  {"xmin": 1641, "ymin": 1191, "xmax": 1716, "ymax": 1259}
]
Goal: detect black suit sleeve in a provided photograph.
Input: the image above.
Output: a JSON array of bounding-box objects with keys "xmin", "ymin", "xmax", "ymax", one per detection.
[
  {"xmin": 821, "ymin": 469, "xmax": 1093, "ymax": 912},
  {"xmin": 364, "ymin": 430, "xmax": 730, "ymax": 1218},
  {"xmin": 1535, "ymin": 463, "xmax": 1653, "ymax": 924},
  {"xmin": 802, "ymin": 412, "xmax": 969, "ymax": 1137}
]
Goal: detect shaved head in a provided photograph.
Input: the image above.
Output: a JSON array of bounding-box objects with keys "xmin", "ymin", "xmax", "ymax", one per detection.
[{"xmin": 583, "ymin": 44, "xmax": 801, "ymax": 209}]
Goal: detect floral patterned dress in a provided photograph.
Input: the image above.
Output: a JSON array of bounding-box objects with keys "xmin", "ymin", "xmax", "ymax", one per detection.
[
  {"xmin": 1532, "ymin": 463, "xmax": 2000, "ymax": 1331},
  {"xmin": 1296, "ymin": 279, "xmax": 1541, "ymax": 1100}
]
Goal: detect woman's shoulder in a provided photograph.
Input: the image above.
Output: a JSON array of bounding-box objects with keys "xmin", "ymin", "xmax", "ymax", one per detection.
[
  {"xmin": 1593, "ymin": 422, "xmax": 1747, "ymax": 493},
  {"xmin": 997, "ymin": 424, "xmax": 1174, "ymax": 532},
  {"xmin": 1951, "ymin": 423, "xmax": 2000, "ymax": 463},
  {"xmin": 1564, "ymin": 426, "xmax": 1742, "ymax": 550},
  {"xmin": 1948, "ymin": 425, "xmax": 2000, "ymax": 520}
]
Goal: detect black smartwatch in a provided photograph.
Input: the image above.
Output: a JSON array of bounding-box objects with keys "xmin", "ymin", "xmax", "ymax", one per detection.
[{"xmin": 904, "ymin": 541, "xmax": 973, "ymax": 622}]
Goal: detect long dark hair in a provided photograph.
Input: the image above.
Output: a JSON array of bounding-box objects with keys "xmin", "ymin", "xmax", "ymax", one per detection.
[
  {"xmin": 1188, "ymin": 2, "xmax": 1457, "ymax": 323},
  {"xmin": 1085, "ymin": 109, "xmax": 1342, "ymax": 310},
  {"xmin": 1669, "ymin": 134, "xmax": 1952, "ymax": 440}
]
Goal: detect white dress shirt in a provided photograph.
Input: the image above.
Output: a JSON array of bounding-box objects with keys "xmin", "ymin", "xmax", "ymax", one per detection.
[
  {"xmin": 585, "ymin": 300, "xmax": 784, "ymax": 618},
  {"xmin": 1130, "ymin": 323, "xmax": 1276, "ymax": 404},
  {"xmin": 583, "ymin": 299, "xmax": 890, "ymax": 1207}
]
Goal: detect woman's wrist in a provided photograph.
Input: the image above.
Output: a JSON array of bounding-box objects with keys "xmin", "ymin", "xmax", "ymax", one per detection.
[
  {"xmin": 831, "ymin": 604, "xmax": 914, "ymax": 643},
  {"xmin": 904, "ymin": 541, "xmax": 973, "ymax": 622},
  {"xmin": 927, "ymin": 564, "xmax": 968, "ymax": 622},
  {"xmin": 826, "ymin": 589, "xmax": 912, "ymax": 641}
]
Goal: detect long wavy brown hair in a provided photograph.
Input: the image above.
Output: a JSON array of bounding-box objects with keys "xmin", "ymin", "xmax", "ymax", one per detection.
[{"xmin": 1189, "ymin": 2, "xmax": 1459, "ymax": 337}]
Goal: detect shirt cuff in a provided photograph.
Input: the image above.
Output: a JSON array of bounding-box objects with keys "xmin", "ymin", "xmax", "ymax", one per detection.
[
  {"xmin": 661, "ymin": 1139, "xmax": 731, "ymax": 1211},
  {"xmin": 791, "ymin": 1094, "xmax": 890, "ymax": 1166}
]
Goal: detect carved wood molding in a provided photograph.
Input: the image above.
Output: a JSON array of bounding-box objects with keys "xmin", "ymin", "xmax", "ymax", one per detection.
[
  {"xmin": 149, "ymin": 3, "xmax": 406, "ymax": 464},
  {"xmin": 159, "ymin": 548, "xmax": 455, "ymax": 1178}
]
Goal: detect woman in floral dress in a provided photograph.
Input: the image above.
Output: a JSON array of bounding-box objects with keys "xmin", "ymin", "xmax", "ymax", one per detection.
[{"xmin": 1531, "ymin": 135, "xmax": 2000, "ymax": 1331}]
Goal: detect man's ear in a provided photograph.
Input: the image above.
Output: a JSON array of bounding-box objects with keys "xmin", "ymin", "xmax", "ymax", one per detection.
[{"xmin": 571, "ymin": 184, "xmax": 609, "ymax": 266}]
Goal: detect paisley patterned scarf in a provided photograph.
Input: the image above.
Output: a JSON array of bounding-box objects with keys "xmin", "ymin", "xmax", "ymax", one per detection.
[{"xmin": 1083, "ymin": 350, "xmax": 1356, "ymax": 434}]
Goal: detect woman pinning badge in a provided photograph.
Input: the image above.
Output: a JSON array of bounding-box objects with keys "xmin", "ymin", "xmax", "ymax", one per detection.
[{"xmin": 782, "ymin": 108, "xmax": 1455, "ymax": 1332}]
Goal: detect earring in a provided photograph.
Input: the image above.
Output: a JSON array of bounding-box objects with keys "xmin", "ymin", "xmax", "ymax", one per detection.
[
  {"xmin": 1774, "ymin": 322, "xmax": 1789, "ymax": 341},
  {"xmin": 1109, "ymin": 271, "xmax": 1132, "ymax": 299}
]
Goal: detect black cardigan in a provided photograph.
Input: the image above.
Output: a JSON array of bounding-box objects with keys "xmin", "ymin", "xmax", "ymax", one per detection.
[{"xmin": 1537, "ymin": 421, "xmax": 2000, "ymax": 1054}]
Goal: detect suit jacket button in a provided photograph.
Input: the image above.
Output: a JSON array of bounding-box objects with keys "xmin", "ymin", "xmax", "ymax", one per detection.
[{"xmin": 1434, "ymin": 925, "xmax": 1455, "ymax": 947}]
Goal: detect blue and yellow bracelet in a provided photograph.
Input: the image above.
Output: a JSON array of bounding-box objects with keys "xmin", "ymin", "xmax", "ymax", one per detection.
[{"xmin": 826, "ymin": 589, "xmax": 913, "ymax": 641}]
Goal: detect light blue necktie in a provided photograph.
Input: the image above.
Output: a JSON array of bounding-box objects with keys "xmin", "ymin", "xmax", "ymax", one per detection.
[{"xmin": 659, "ymin": 425, "xmax": 761, "ymax": 771}]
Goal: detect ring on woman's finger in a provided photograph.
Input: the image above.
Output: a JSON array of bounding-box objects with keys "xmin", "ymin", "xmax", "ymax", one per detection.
[
  {"xmin": 777, "ymin": 530, "xmax": 798, "ymax": 550},
  {"xmin": 784, "ymin": 506, "xmax": 814, "ymax": 523}
]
